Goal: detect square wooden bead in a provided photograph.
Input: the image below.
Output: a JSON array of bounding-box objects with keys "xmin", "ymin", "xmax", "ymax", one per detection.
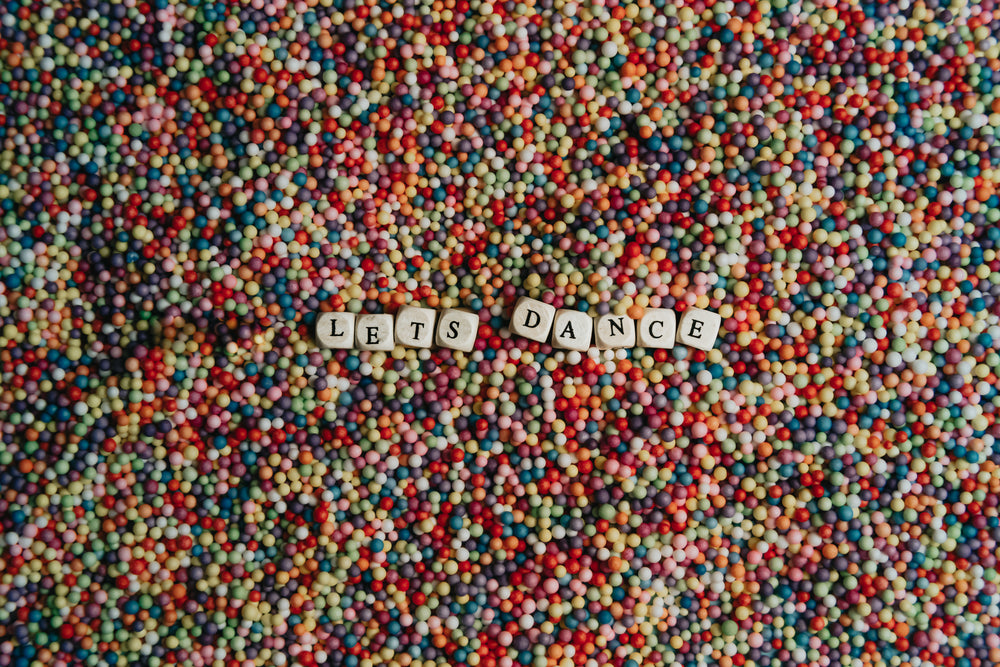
[
  {"xmin": 551, "ymin": 309, "xmax": 593, "ymax": 351},
  {"xmin": 510, "ymin": 297, "xmax": 556, "ymax": 342},
  {"xmin": 315, "ymin": 312, "xmax": 356, "ymax": 349},
  {"xmin": 395, "ymin": 305, "xmax": 437, "ymax": 348},
  {"xmin": 356, "ymin": 314, "xmax": 395, "ymax": 351},
  {"xmin": 595, "ymin": 313, "xmax": 636, "ymax": 349},
  {"xmin": 637, "ymin": 308, "xmax": 676, "ymax": 348},
  {"xmin": 436, "ymin": 309, "xmax": 479, "ymax": 352},
  {"xmin": 677, "ymin": 308, "xmax": 722, "ymax": 351}
]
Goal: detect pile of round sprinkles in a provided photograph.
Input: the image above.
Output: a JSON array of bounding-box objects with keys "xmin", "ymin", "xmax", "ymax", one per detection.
[{"xmin": 3, "ymin": 0, "xmax": 1000, "ymax": 665}]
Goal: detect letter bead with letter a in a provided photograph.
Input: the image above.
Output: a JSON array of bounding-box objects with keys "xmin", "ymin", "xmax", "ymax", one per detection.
[
  {"xmin": 395, "ymin": 305, "xmax": 437, "ymax": 349},
  {"xmin": 551, "ymin": 309, "xmax": 593, "ymax": 351}
]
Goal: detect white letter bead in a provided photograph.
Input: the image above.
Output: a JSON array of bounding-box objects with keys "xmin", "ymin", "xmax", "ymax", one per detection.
[
  {"xmin": 595, "ymin": 314, "xmax": 636, "ymax": 349},
  {"xmin": 509, "ymin": 297, "xmax": 556, "ymax": 342},
  {"xmin": 551, "ymin": 309, "xmax": 593, "ymax": 351},
  {"xmin": 356, "ymin": 314, "xmax": 395, "ymax": 351},
  {"xmin": 316, "ymin": 312, "xmax": 356, "ymax": 349},
  {"xmin": 395, "ymin": 305, "xmax": 437, "ymax": 348},
  {"xmin": 436, "ymin": 309, "xmax": 479, "ymax": 352},
  {"xmin": 677, "ymin": 308, "xmax": 722, "ymax": 351},
  {"xmin": 637, "ymin": 308, "xmax": 676, "ymax": 348}
]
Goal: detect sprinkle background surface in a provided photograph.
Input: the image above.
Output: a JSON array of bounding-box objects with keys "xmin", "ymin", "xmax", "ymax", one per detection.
[{"xmin": 2, "ymin": 0, "xmax": 1000, "ymax": 666}]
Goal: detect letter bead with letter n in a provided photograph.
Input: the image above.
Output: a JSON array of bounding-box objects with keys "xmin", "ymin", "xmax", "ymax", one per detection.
[{"xmin": 595, "ymin": 314, "xmax": 636, "ymax": 349}]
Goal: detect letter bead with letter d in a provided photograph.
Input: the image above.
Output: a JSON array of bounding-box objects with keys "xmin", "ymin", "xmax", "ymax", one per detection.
[{"xmin": 510, "ymin": 297, "xmax": 555, "ymax": 343}]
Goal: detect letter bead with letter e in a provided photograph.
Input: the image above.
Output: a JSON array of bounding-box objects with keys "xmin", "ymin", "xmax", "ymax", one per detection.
[
  {"xmin": 677, "ymin": 308, "xmax": 722, "ymax": 351},
  {"xmin": 356, "ymin": 314, "xmax": 395, "ymax": 351}
]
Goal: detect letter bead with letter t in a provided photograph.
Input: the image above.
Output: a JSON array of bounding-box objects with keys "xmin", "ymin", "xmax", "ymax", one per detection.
[{"xmin": 395, "ymin": 305, "xmax": 437, "ymax": 348}]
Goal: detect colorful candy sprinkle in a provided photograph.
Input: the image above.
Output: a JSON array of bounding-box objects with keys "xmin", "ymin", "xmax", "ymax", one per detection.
[{"xmin": 2, "ymin": 0, "xmax": 1000, "ymax": 666}]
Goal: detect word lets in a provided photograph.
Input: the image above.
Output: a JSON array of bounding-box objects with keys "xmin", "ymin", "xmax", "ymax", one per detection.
[{"xmin": 316, "ymin": 298, "xmax": 721, "ymax": 353}]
